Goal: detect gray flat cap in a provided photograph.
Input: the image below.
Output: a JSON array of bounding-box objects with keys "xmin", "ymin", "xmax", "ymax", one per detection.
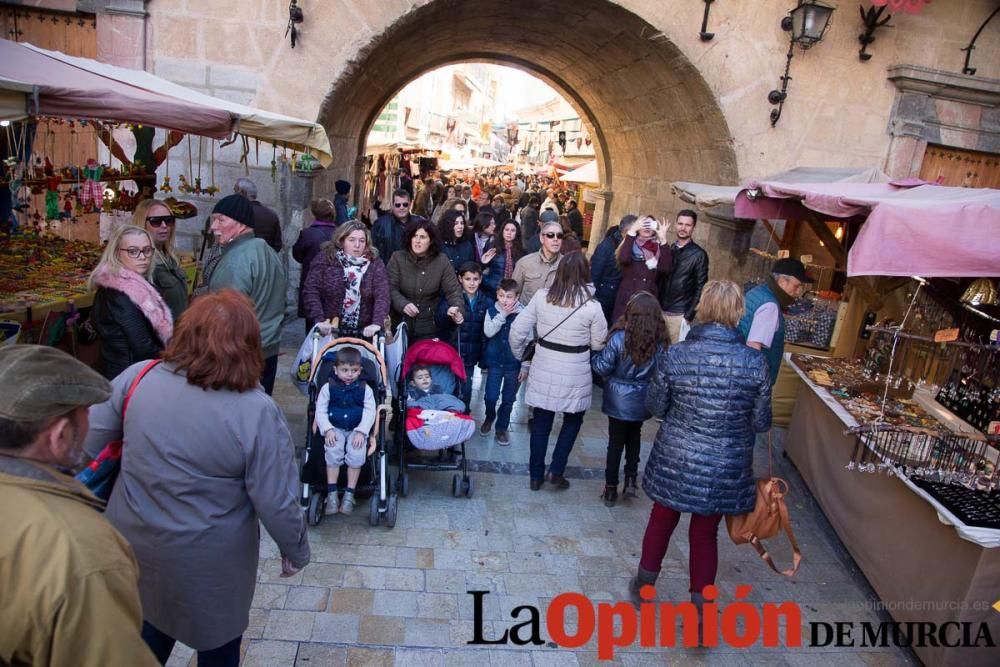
[{"xmin": 0, "ymin": 345, "xmax": 112, "ymax": 422}]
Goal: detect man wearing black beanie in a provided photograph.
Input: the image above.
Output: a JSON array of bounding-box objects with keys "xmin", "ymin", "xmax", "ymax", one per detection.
[{"xmin": 207, "ymin": 194, "xmax": 287, "ymax": 394}]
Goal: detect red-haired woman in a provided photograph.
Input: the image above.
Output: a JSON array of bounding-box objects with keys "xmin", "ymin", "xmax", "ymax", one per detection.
[{"xmin": 83, "ymin": 289, "xmax": 310, "ymax": 667}]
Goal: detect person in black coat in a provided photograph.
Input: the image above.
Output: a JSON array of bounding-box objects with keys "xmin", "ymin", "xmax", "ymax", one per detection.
[
  {"xmin": 566, "ymin": 199, "xmax": 585, "ymax": 243},
  {"xmin": 438, "ymin": 209, "xmax": 475, "ymax": 273},
  {"xmin": 292, "ymin": 199, "xmax": 339, "ymax": 332},
  {"xmin": 519, "ymin": 196, "xmax": 540, "ymax": 242},
  {"xmin": 630, "ymin": 280, "xmax": 771, "ymax": 615},
  {"xmin": 590, "ymin": 215, "xmax": 635, "ymax": 324}
]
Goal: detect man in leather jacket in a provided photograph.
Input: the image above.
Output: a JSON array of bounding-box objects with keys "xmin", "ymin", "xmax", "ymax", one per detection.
[{"xmin": 657, "ymin": 209, "xmax": 709, "ymax": 344}]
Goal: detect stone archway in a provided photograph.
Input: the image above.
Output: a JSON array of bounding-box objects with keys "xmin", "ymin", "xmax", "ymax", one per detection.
[{"xmin": 315, "ymin": 0, "xmax": 737, "ymax": 241}]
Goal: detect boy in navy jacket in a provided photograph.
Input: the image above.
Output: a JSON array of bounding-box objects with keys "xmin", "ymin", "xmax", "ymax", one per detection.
[
  {"xmin": 436, "ymin": 261, "xmax": 492, "ymax": 410},
  {"xmin": 481, "ymin": 278, "xmax": 526, "ymax": 445}
]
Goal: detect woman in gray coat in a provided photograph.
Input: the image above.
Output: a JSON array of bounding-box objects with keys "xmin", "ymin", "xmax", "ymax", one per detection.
[
  {"xmin": 84, "ymin": 289, "xmax": 310, "ymax": 666},
  {"xmin": 510, "ymin": 251, "xmax": 607, "ymax": 491}
]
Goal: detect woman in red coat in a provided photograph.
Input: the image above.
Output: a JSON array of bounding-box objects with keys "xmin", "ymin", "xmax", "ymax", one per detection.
[{"xmin": 611, "ymin": 216, "xmax": 672, "ymax": 323}]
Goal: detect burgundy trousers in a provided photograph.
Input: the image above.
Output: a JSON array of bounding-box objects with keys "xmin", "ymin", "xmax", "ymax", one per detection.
[{"xmin": 639, "ymin": 501, "xmax": 723, "ymax": 594}]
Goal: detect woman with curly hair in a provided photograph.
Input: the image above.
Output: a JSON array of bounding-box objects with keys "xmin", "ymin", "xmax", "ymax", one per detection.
[
  {"xmin": 591, "ymin": 291, "xmax": 668, "ymax": 506},
  {"xmin": 482, "ymin": 218, "xmax": 521, "ymax": 297},
  {"xmin": 438, "ymin": 208, "xmax": 475, "ymax": 273}
]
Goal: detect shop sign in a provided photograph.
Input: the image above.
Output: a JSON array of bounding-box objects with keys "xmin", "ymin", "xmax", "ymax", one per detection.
[{"xmin": 933, "ymin": 328, "xmax": 960, "ymax": 343}]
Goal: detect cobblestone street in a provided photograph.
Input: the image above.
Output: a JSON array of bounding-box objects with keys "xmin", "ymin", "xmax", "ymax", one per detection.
[{"xmin": 162, "ymin": 325, "xmax": 915, "ymax": 667}]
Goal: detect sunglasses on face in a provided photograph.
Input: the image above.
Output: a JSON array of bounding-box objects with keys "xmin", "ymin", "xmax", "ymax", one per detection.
[
  {"xmin": 120, "ymin": 246, "xmax": 155, "ymax": 259},
  {"xmin": 542, "ymin": 232, "xmax": 564, "ymax": 240},
  {"xmin": 393, "ymin": 201, "xmax": 411, "ymax": 209},
  {"xmin": 147, "ymin": 215, "xmax": 176, "ymax": 228}
]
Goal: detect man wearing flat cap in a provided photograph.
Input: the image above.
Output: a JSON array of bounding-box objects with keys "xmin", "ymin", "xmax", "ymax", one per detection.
[
  {"xmin": 0, "ymin": 345, "xmax": 158, "ymax": 665},
  {"xmin": 208, "ymin": 193, "xmax": 288, "ymax": 395},
  {"xmin": 739, "ymin": 257, "xmax": 815, "ymax": 387}
]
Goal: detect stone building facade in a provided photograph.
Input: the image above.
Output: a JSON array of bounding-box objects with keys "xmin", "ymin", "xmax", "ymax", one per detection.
[{"xmin": 11, "ymin": 0, "xmax": 1000, "ymax": 284}]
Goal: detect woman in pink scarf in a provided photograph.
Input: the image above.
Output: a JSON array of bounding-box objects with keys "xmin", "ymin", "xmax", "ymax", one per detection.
[
  {"xmin": 89, "ymin": 224, "xmax": 174, "ymax": 380},
  {"xmin": 611, "ymin": 215, "xmax": 673, "ymax": 323}
]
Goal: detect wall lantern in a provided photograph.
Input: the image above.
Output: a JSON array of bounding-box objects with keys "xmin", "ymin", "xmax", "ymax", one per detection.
[
  {"xmin": 768, "ymin": 1, "xmax": 836, "ymax": 127},
  {"xmin": 286, "ymin": 0, "xmax": 304, "ymax": 48}
]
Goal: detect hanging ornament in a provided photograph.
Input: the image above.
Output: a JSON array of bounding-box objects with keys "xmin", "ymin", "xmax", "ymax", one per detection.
[
  {"xmin": 203, "ymin": 141, "xmax": 219, "ymax": 196},
  {"xmin": 79, "ymin": 158, "xmax": 104, "ymax": 212}
]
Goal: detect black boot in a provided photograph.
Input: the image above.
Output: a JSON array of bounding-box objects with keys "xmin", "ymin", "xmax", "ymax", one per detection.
[
  {"xmin": 601, "ymin": 485, "xmax": 618, "ymax": 507},
  {"xmin": 628, "ymin": 565, "xmax": 658, "ymax": 607},
  {"xmin": 690, "ymin": 591, "xmax": 706, "ymax": 645},
  {"xmin": 623, "ymin": 475, "xmax": 639, "ymax": 499}
]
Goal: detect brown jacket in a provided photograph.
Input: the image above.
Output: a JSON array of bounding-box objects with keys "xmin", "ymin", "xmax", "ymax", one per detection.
[
  {"xmin": 0, "ymin": 457, "xmax": 158, "ymax": 666},
  {"xmin": 387, "ymin": 250, "xmax": 464, "ymax": 340},
  {"xmin": 612, "ymin": 235, "xmax": 672, "ymax": 322}
]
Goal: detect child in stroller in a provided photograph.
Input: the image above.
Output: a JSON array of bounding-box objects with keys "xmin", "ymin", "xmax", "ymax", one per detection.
[{"xmin": 315, "ymin": 347, "xmax": 376, "ymax": 515}]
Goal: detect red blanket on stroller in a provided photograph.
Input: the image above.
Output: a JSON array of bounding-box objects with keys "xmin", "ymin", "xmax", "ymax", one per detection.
[{"xmin": 405, "ymin": 407, "xmax": 475, "ymax": 450}]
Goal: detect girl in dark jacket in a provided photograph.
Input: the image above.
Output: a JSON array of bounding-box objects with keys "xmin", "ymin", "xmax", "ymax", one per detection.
[
  {"xmin": 482, "ymin": 219, "xmax": 522, "ymax": 297},
  {"xmin": 591, "ymin": 292, "xmax": 667, "ymax": 507},
  {"xmin": 630, "ymin": 280, "xmax": 771, "ymax": 617},
  {"xmin": 89, "ymin": 225, "xmax": 174, "ymax": 380},
  {"xmin": 438, "ymin": 209, "xmax": 475, "ymax": 273}
]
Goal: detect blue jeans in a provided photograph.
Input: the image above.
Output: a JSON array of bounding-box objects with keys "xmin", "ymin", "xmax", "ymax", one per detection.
[
  {"xmin": 529, "ymin": 408, "xmax": 585, "ymax": 480},
  {"xmin": 484, "ymin": 367, "xmax": 519, "ymax": 431},
  {"xmin": 461, "ymin": 364, "xmax": 475, "ymax": 411},
  {"xmin": 142, "ymin": 621, "xmax": 241, "ymax": 667}
]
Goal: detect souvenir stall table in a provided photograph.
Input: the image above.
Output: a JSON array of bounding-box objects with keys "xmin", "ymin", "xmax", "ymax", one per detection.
[
  {"xmin": 735, "ymin": 180, "xmax": 1000, "ymax": 667},
  {"xmin": 1, "ymin": 39, "xmax": 331, "ymax": 349}
]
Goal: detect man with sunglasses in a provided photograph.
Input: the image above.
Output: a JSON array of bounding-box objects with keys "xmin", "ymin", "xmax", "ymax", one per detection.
[
  {"xmin": 372, "ymin": 188, "xmax": 426, "ymax": 263},
  {"xmin": 512, "ymin": 219, "xmax": 563, "ymax": 306}
]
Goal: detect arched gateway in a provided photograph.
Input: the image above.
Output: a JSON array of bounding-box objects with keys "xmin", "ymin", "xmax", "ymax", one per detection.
[{"xmin": 299, "ymin": 0, "xmax": 737, "ymax": 242}]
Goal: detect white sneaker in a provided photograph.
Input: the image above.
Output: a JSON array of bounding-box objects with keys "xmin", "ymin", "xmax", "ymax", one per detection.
[
  {"xmin": 324, "ymin": 494, "xmax": 339, "ymax": 515},
  {"xmin": 340, "ymin": 492, "xmax": 355, "ymax": 515}
]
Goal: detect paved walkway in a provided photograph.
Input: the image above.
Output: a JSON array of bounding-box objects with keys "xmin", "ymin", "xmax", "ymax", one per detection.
[{"xmin": 166, "ymin": 323, "xmax": 915, "ymax": 666}]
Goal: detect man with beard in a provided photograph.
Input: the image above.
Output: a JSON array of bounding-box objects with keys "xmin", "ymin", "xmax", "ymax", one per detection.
[{"xmin": 657, "ymin": 209, "xmax": 709, "ymax": 344}]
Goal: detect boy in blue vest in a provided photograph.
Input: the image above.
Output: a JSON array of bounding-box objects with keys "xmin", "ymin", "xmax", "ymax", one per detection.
[
  {"xmin": 436, "ymin": 261, "xmax": 493, "ymax": 411},
  {"xmin": 481, "ymin": 278, "xmax": 527, "ymax": 445},
  {"xmin": 315, "ymin": 347, "xmax": 376, "ymax": 515}
]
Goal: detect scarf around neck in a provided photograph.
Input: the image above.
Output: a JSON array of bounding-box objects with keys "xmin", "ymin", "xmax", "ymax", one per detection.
[
  {"xmin": 91, "ymin": 266, "xmax": 174, "ymax": 344},
  {"xmin": 337, "ymin": 249, "xmax": 371, "ymax": 329},
  {"xmin": 766, "ymin": 274, "xmax": 796, "ymax": 311}
]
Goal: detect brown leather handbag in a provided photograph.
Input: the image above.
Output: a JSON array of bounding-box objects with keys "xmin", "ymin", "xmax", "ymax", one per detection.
[{"xmin": 725, "ymin": 433, "xmax": 802, "ymax": 576}]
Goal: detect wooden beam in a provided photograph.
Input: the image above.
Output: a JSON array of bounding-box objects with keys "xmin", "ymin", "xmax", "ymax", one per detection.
[
  {"xmin": 804, "ymin": 212, "xmax": 846, "ymax": 269},
  {"xmin": 760, "ymin": 219, "xmax": 782, "ymax": 248},
  {"xmin": 780, "ymin": 219, "xmax": 799, "ymax": 250}
]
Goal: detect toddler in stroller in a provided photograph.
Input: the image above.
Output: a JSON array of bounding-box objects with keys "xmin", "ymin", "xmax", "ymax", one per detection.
[{"xmin": 315, "ymin": 347, "xmax": 376, "ymax": 515}]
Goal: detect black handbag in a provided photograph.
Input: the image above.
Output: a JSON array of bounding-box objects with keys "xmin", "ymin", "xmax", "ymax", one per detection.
[{"xmin": 521, "ymin": 298, "xmax": 592, "ymax": 362}]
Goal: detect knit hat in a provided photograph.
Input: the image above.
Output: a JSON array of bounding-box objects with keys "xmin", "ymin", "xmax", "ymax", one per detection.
[
  {"xmin": 335, "ymin": 180, "xmax": 351, "ymax": 195},
  {"xmin": 0, "ymin": 345, "xmax": 112, "ymax": 422},
  {"xmin": 212, "ymin": 194, "xmax": 255, "ymax": 229}
]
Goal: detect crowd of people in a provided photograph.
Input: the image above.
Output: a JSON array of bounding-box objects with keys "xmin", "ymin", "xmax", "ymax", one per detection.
[{"xmin": 0, "ymin": 167, "xmax": 818, "ymax": 663}]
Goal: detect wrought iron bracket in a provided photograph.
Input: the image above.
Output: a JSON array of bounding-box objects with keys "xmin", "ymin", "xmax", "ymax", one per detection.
[
  {"xmin": 700, "ymin": 0, "xmax": 716, "ymax": 41},
  {"xmin": 769, "ymin": 39, "xmax": 795, "ymax": 127},
  {"xmin": 858, "ymin": 4, "xmax": 892, "ymax": 62},
  {"xmin": 961, "ymin": 5, "xmax": 1000, "ymax": 76}
]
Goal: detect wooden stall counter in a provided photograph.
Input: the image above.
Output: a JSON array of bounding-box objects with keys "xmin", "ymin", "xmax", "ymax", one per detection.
[{"xmin": 784, "ymin": 357, "xmax": 1000, "ymax": 667}]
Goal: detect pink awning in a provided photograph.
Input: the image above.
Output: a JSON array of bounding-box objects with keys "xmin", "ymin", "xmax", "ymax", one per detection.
[
  {"xmin": 735, "ymin": 181, "xmax": 1000, "ymax": 278},
  {"xmin": 0, "ymin": 38, "xmax": 233, "ymax": 137}
]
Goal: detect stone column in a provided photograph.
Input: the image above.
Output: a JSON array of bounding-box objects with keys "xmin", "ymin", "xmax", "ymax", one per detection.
[
  {"xmin": 280, "ymin": 161, "xmax": 319, "ymax": 321},
  {"xmin": 96, "ymin": 0, "xmax": 147, "ymax": 69},
  {"xmin": 587, "ymin": 188, "xmax": 614, "ymax": 256}
]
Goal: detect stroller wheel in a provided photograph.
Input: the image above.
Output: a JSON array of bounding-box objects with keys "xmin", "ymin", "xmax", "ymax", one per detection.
[
  {"xmin": 462, "ymin": 477, "xmax": 474, "ymax": 498},
  {"xmin": 385, "ymin": 495, "xmax": 398, "ymax": 528},
  {"xmin": 306, "ymin": 493, "xmax": 324, "ymax": 527},
  {"xmin": 368, "ymin": 494, "xmax": 380, "ymax": 526},
  {"xmin": 452, "ymin": 473, "xmax": 462, "ymax": 498},
  {"xmin": 400, "ymin": 473, "xmax": 410, "ymax": 498}
]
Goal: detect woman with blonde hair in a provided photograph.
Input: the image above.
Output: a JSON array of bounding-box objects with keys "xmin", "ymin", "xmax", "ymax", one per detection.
[
  {"xmin": 89, "ymin": 224, "xmax": 174, "ymax": 379},
  {"xmin": 630, "ymin": 279, "xmax": 771, "ymax": 622},
  {"xmin": 133, "ymin": 198, "xmax": 188, "ymax": 320}
]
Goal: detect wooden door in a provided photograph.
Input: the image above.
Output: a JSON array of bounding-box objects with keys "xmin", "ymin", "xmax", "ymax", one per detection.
[
  {"xmin": 0, "ymin": 5, "xmax": 97, "ymax": 57},
  {"xmin": 919, "ymin": 145, "xmax": 1000, "ymax": 189}
]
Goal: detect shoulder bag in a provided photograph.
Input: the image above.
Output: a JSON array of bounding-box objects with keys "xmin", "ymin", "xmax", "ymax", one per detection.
[
  {"xmin": 76, "ymin": 359, "xmax": 161, "ymax": 502},
  {"xmin": 725, "ymin": 432, "xmax": 802, "ymax": 576},
  {"xmin": 521, "ymin": 297, "xmax": 592, "ymax": 363}
]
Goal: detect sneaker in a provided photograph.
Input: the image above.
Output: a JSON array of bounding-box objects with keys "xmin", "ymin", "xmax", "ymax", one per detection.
[
  {"xmin": 324, "ymin": 494, "xmax": 339, "ymax": 515},
  {"xmin": 495, "ymin": 430, "xmax": 510, "ymax": 446},
  {"xmin": 602, "ymin": 485, "xmax": 618, "ymax": 507},
  {"xmin": 623, "ymin": 475, "xmax": 639, "ymax": 499},
  {"xmin": 339, "ymin": 492, "xmax": 355, "ymax": 515},
  {"xmin": 480, "ymin": 417, "xmax": 495, "ymax": 435}
]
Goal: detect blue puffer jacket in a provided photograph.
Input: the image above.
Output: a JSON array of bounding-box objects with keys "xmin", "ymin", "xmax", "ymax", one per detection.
[
  {"xmin": 442, "ymin": 240, "xmax": 476, "ymax": 273},
  {"xmin": 591, "ymin": 330, "xmax": 665, "ymax": 422},
  {"xmin": 435, "ymin": 290, "xmax": 492, "ymax": 367},
  {"xmin": 643, "ymin": 323, "xmax": 772, "ymax": 515}
]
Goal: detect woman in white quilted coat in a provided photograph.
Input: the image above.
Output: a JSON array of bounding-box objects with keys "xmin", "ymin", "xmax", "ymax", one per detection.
[{"xmin": 510, "ymin": 251, "xmax": 608, "ymax": 491}]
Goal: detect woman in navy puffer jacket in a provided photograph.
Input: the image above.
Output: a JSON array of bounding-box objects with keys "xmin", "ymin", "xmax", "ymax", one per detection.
[{"xmin": 630, "ymin": 280, "xmax": 772, "ymax": 614}]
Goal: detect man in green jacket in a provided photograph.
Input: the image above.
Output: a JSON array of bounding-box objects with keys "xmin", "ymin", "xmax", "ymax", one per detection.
[
  {"xmin": 0, "ymin": 345, "xmax": 159, "ymax": 666},
  {"xmin": 207, "ymin": 194, "xmax": 288, "ymax": 394}
]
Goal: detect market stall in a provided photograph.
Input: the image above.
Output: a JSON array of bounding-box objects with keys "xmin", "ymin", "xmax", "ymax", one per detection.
[
  {"xmin": 735, "ymin": 179, "xmax": 1000, "ymax": 667},
  {"xmin": 0, "ymin": 39, "xmax": 331, "ymax": 352},
  {"xmin": 559, "ymin": 159, "xmax": 599, "ymax": 244}
]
